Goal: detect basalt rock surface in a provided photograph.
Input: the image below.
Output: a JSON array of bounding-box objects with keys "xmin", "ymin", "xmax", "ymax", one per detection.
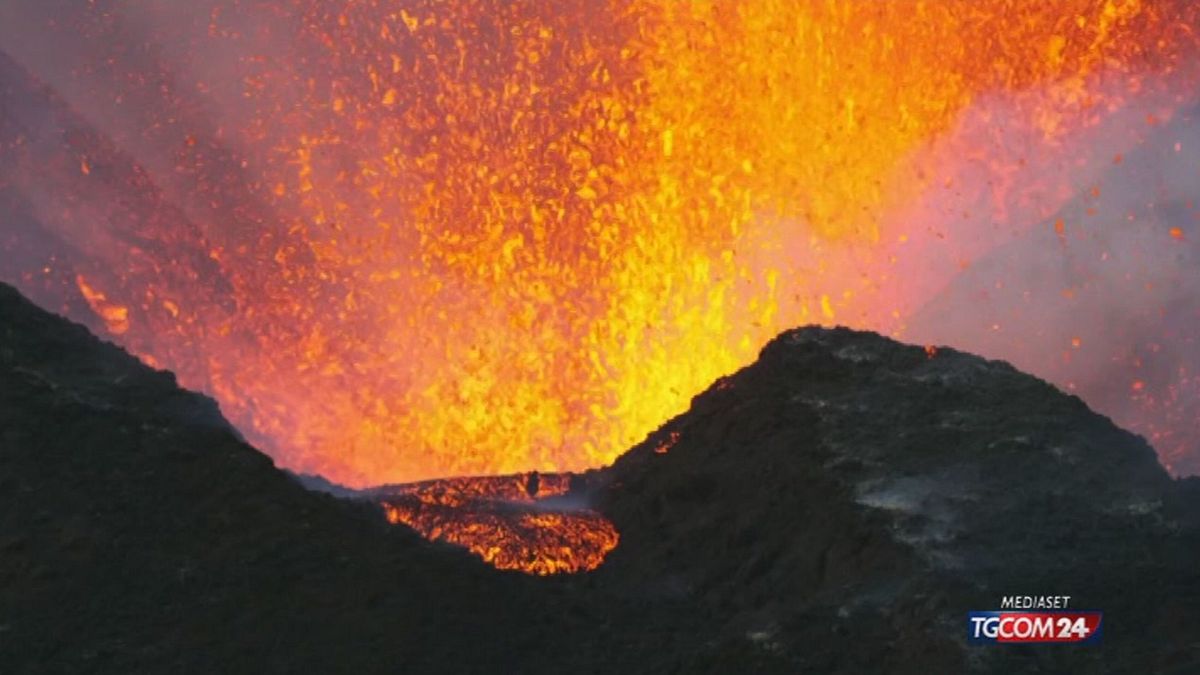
[
  {"xmin": 594, "ymin": 327, "xmax": 1200, "ymax": 673},
  {"xmin": 2, "ymin": 281, "xmax": 1198, "ymax": 674}
]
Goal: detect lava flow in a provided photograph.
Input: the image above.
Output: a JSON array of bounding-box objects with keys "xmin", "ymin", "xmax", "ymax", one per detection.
[{"xmin": 378, "ymin": 473, "xmax": 618, "ymax": 575}]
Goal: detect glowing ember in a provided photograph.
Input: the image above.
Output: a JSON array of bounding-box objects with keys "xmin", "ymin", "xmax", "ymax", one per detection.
[
  {"xmin": 0, "ymin": 0, "xmax": 1198, "ymax": 490},
  {"xmin": 74, "ymin": 274, "xmax": 130, "ymax": 336},
  {"xmin": 654, "ymin": 431, "xmax": 681, "ymax": 455},
  {"xmin": 379, "ymin": 473, "xmax": 618, "ymax": 575}
]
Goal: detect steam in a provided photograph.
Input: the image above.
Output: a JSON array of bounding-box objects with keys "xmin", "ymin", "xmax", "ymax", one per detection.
[{"xmin": 902, "ymin": 99, "xmax": 1200, "ymax": 475}]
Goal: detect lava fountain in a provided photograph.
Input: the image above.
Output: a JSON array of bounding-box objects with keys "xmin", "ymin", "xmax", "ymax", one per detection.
[{"xmin": 1, "ymin": 1, "xmax": 1198, "ymax": 572}]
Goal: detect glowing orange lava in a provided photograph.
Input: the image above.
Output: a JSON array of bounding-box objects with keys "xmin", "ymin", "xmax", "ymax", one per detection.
[
  {"xmin": 379, "ymin": 473, "xmax": 618, "ymax": 575},
  {"xmin": 0, "ymin": 1, "xmax": 1197, "ymax": 486}
]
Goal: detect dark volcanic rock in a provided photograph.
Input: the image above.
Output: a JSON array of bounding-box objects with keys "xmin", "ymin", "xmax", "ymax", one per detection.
[
  {"xmin": 596, "ymin": 327, "xmax": 1200, "ymax": 673},
  {"xmin": 2, "ymin": 280, "xmax": 1198, "ymax": 674},
  {"xmin": 0, "ymin": 282, "xmax": 624, "ymax": 675}
]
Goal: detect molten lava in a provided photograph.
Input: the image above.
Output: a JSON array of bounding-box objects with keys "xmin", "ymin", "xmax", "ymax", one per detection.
[
  {"xmin": 2, "ymin": 1, "xmax": 1200, "ymax": 572},
  {"xmin": 378, "ymin": 473, "xmax": 617, "ymax": 575}
]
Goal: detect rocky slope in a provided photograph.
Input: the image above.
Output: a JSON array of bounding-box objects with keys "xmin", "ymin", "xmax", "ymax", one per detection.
[
  {"xmin": 594, "ymin": 327, "xmax": 1200, "ymax": 673},
  {"xmin": 0, "ymin": 282, "xmax": 628, "ymax": 674},
  {"xmin": 2, "ymin": 281, "xmax": 1198, "ymax": 673}
]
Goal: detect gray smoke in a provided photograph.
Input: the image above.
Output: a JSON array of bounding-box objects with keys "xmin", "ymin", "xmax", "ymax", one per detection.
[{"xmin": 906, "ymin": 104, "xmax": 1200, "ymax": 475}]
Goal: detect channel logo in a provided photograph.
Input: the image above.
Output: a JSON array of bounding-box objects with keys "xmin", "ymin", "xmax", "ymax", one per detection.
[{"xmin": 967, "ymin": 611, "xmax": 1103, "ymax": 644}]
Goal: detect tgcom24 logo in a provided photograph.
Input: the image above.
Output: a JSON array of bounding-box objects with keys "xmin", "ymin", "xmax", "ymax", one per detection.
[{"xmin": 967, "ymin": 596, "xmax": 1102, "ymax": 645}]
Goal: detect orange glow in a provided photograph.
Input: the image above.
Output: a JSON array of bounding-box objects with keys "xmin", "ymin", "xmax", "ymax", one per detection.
[
  {"xmin": 380, "ymin": 473, "xmax": 618, "ymax": 575},
  {"xmin": 75, "ymin": 275, "xmax": 130, "ymax": 336},
  {"xmin": 2, "ymin": 1, "xmax": 1198, "ymax": 488},
  {"xmin": 653, "ymin": 431, "xmax": 681, "ymax": 455}
]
